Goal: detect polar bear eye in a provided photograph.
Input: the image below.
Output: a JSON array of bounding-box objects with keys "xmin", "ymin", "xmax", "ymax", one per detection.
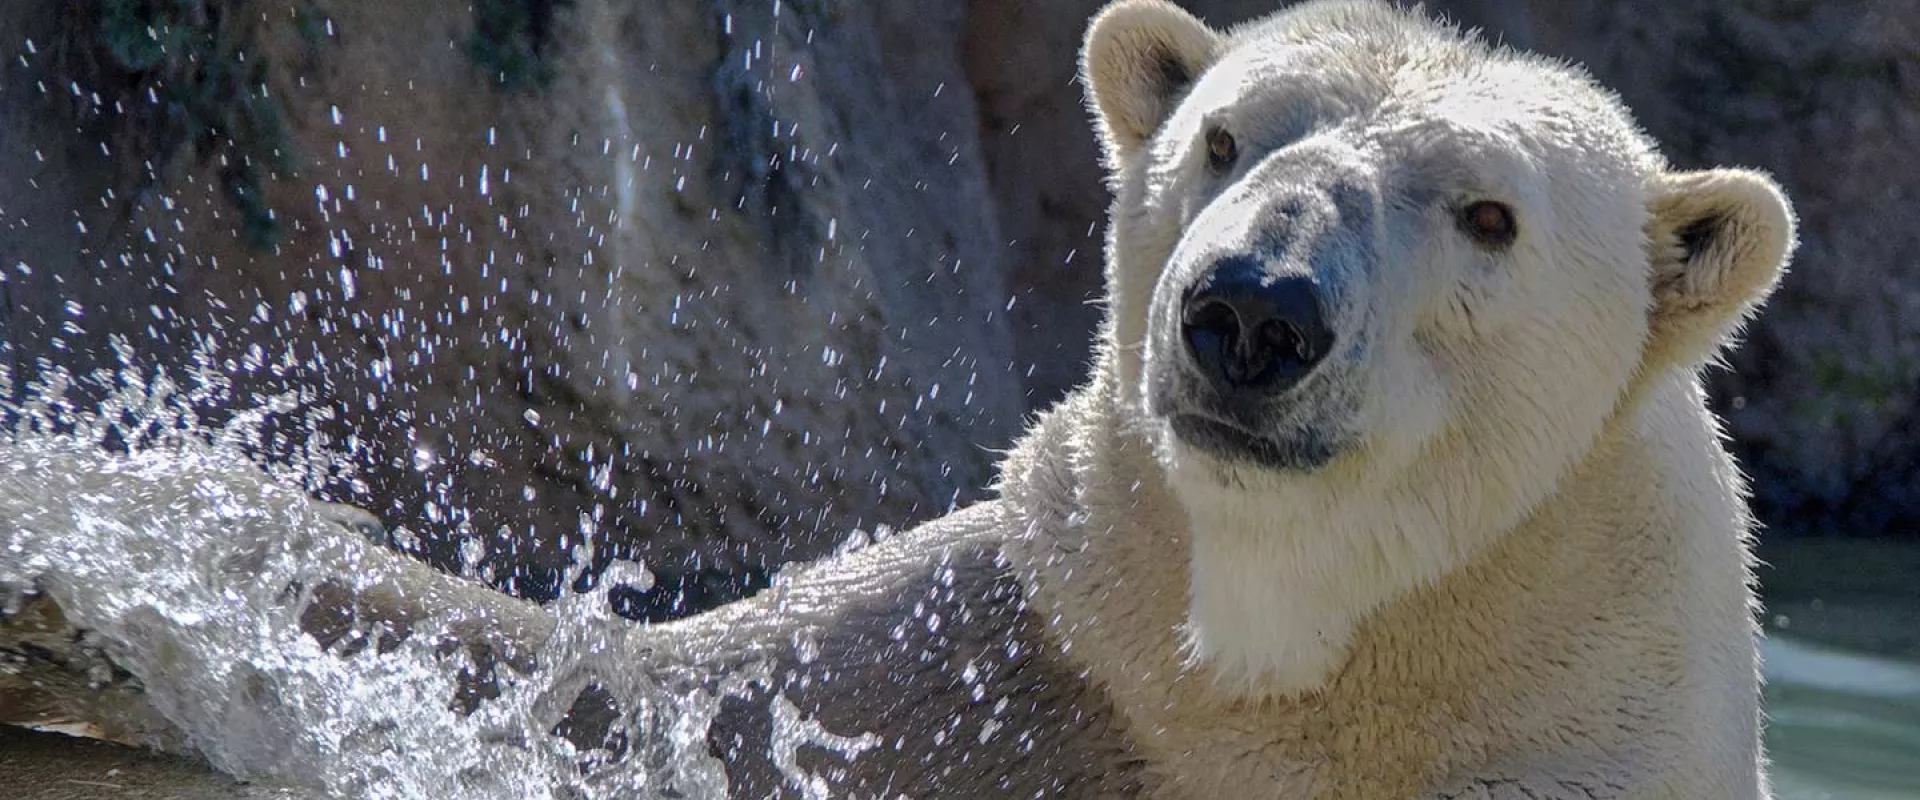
[
  {"xmin": 1205, "ymin": 127, "xmax": 1238, "ymax": 173},
  {"xmin": 1459, "ymin": 201, "xmax": 1517, "ymax": 248}
]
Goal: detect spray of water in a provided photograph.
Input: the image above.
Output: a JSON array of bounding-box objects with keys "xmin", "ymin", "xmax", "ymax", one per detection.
[{"xmin": 0, "ymin": 340, "xmax": 877, "ymax": 798}]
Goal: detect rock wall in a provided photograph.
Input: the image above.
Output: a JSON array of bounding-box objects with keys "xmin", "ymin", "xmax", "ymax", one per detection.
[
  {"xmin": 0, "ymin": 0, "xmax": 1024, "ymax": 611},
  {"xmin": 0, "ymin": 0, "xmax": 1912, "ymax": 620},
  {"xmin": 1518, "ymin": 0, "xmax": 1920, "ymax": 537},
  {"xmin": 0, "ymin": 726, "xmax": 307, "ymax": 800}
]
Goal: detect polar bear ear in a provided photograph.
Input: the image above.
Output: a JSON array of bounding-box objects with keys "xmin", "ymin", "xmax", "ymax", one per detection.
[
  {"xmin": 1642, "ymin": 168, "xmax": 1796, "ymax": 370},
  {"xmin": 1082, "ymin": 0, "xmax": 1222, "ymax": 162}
]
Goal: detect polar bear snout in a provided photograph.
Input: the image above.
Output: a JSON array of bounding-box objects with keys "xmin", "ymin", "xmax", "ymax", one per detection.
[
  {"xmin": 1156, "ymin": 252, "xmax": 1351, "ymax": 473},
  {"xmin": 1148, "ymin": 165, "xmax": 1370, "ymax": 473},
  {"xmin": 1179, "ymin": 256, "xmax": 1334, "ymax": 395}
]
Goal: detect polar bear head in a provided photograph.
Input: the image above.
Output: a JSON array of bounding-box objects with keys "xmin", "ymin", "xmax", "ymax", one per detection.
[{"xmin": 1080, "ymin": 0, "xmax": 1794, "ymax": 694}]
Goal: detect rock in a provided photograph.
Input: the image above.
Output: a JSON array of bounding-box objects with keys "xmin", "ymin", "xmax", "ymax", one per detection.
[
  {"xmin": 0, "ymin": 726, "xmax": 318, "ymax": 800},
  {"xmin": 0, "ymin": 0, "xmax": 1025, "ymax": 609},
  {"xmin": 1515, "ymin": 0, "xmax": 1920, "ymax": 538}
]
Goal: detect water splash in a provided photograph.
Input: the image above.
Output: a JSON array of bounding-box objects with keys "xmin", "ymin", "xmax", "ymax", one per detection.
[{"xmin": 0, "ymin": 343, "xmax": 880, "ymax": 798}]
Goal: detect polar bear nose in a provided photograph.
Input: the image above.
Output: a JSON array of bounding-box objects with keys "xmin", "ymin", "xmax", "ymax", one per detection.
[{"xmin": 1181, "ymin": 256, "xmax": 1333, "ymax": 393}]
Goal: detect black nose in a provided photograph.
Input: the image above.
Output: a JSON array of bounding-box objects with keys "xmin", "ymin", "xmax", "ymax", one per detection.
[{"xmin": 1180, "ymin": 256, "xmax": 1334, "ymax": 393}]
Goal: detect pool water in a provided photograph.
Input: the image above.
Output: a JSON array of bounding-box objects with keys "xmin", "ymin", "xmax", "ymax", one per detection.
[{"xmin": 1764, "ymin": 636, "xmax": 1920, "ymax": 799}]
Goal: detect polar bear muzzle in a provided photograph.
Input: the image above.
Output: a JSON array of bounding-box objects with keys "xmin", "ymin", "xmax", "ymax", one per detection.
[
  {"xmin": 1161, "ymin": 244, "xmax": 1351, "ymax": 471},
  {"xmin": 1179, "ymin": 258, "xmax": 1334, "ymax": 394},
  {"xmin": 1146, "ymin": 139, "xmax": 1379, "ymax": 472}
]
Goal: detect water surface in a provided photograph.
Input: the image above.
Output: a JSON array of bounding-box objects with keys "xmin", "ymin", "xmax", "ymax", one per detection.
[{"xmin": 1765, "ymin": 637, "xmax": 1920, "ymax": 799}]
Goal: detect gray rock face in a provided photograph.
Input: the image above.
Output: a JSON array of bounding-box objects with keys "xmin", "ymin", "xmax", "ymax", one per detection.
[
  {"xmin": 1516, "ymin": 0, "xmax": 1920, "ymax": 537},
  {"xmin": 0, "ymin": 0, "xmax": 1025, "ymax": 610},
  {"xmin": 0, "ymin": 727, "xmax": 318, "ymax": 800}
]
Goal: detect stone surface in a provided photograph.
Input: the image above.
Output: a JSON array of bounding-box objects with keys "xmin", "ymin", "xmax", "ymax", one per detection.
[
  {"xmin": 0, "ymin": 727, "xmax": 316, "ymax": 800},
  {"xmin": 1517, "ymin": 0, "xmax": 1920, "ymax": 539},
  {"xmin": 0, "ymin": 0, "xmax": 1025, "ymax": 611}
]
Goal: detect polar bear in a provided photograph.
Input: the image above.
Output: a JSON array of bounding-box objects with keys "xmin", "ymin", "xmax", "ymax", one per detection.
[
  {"xmin": 0, "ymin": 0, "xmax": 1795, "ymax": 797},
  {"xmin": 687, "ymin": 0, "xmax": 1791, "ymax": 795},
  {"xmin": 983, "ymin": 0, "xmax": 1793, "ymax": 794}
]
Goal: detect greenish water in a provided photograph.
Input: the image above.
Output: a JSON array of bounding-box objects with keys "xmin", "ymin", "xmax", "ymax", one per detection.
[{"xmin": 1764, "ymin": 637, "xmax": 1920, "ymax": 799}]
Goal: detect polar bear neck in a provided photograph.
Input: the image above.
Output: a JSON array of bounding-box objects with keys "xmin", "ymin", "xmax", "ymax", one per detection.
[
  {"xmin": 996, "ymin": 368, "xmax": 1762, "ymax": 794},
  {"xmin": 1180, "ymin": 499, "xmax": 1402, "ymax": 696},
  {"xmin": 1167, "ymin": 448, "xmax": 1501, "ymax": 696},
  {"xmin": 999, "ymin": 364, "xmax": 1756, "ymax": 716},
  {"xmin": 1004, "ymin": 368, "xmax": 1485, "ymax": 698}
]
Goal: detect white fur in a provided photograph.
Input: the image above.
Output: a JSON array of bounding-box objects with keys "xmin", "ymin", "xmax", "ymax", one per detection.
[
  {"xmin": 1022, "ymin": 1, "xmax": 1797, "ymax": 792},
  {"xmin": 1082, "ymin": 0, "xmax": 1788, "ymax": 703}
]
